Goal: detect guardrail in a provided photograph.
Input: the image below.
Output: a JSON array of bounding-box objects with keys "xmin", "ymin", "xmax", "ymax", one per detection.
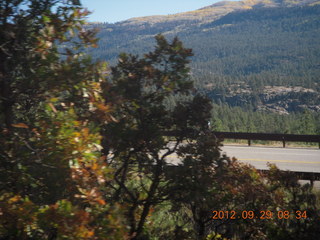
[
  {"xmin": 212, "ymin": 131, "xmax": 320, "ymax": 148},
  {"xmin": 164, "ymin": 131, "xmax": 320, "ymax": 181},
  {"xmin": 257, "ymin": 170, "xmax": 320, "ymax": 186},
  {"xmin": 258, "ymin": 170, "xmax": 320, "ymax": 180},
  {"xmin": 165, "ymin": 130, "xmax": 320, "ymax": 148}
]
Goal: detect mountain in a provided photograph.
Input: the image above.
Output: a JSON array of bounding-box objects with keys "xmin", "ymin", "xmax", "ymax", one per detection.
[
  {"xmin": 116, "ymin": 0, "xmax": 320, "ymax": 26},
  {"xmin": 87, "ymin": 0, "xmax": 320, "ymax": 114}
]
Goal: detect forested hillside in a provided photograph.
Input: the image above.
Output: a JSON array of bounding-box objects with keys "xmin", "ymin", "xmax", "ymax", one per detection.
[
  {"xmin": 211, "ymin": 103, "xmax": 320, "ymax": 134},
  {"xmin": 87, "ymin": 0, "xmax": 320, "ymax": 117}
]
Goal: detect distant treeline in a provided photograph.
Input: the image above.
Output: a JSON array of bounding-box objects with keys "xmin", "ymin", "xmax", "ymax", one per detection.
[{"xmin": 210, "ymin": 103, "xmax": 320, "ymax": 134}]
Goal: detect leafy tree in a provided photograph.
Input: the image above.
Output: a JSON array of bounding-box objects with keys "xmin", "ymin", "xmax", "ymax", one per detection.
[
  {"xmin": 263, "ymin": 165, "xmax": 320, "ymax": 240},
  {"xmin": 0, "ymin": 1, "xmax": 126, "ymax": 239},
  {"xmin": 166, "ymin": 133, "xmax": 229, "ymax": 239},
  {"xmin": 101, "ymin": 34, "xmax": 213, "ymax": 239}
]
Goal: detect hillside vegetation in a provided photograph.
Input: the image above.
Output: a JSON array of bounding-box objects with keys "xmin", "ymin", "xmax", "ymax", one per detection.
[{"xmin": 88, "ymin": 0, "xmax": 320, "ymax": 118}]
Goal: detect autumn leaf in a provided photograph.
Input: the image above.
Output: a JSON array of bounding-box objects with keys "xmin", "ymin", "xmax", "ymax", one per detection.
[
  {"xmin": 12, "ymin": 123, "xmax": 29, "ymax": 129},
  {"xmin": 96, "ymin": 199, "xmax": 106, "ymax": 205}
]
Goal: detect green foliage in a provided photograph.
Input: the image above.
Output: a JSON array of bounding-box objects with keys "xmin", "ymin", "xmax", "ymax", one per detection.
[
  {"xmin": 263, "ymin": 165, "xmax": 320, "ymax": 240},
  {"xmin": 0, "ymin": 193, "xmax": 126, "ymax": 239}
]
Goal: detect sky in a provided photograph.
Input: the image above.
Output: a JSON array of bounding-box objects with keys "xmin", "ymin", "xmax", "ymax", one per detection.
[{"xmin": 80, "ymin": 0, "xmax": 234, "ymax": 23}]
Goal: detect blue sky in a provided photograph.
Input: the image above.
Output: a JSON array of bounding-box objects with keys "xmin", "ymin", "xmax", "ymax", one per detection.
[{"xmin": 81, "ymin": 0, "xmax": 233, "ymax": 23}]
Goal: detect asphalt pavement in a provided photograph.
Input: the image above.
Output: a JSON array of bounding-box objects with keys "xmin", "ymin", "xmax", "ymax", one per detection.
[
  {"xmin": 221, "ymin": 145, "xmax": 320, "ymax": 173},
  {"xmin": 164, "ymin": 144, "xmax": 320, "ymax": 173}
]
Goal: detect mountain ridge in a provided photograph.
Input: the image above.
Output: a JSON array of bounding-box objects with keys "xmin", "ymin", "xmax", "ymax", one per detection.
[
  {"xmin": 117, "ymin": 0, "xmax": 320, "ymax": 26},
  {"xmin": 88, "ymin": 0, "xmax": 320, "ymax": 114}
]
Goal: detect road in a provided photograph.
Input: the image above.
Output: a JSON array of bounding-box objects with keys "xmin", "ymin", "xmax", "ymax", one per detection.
[
  {"xmin": 221, "ymin": 145, "xmax": 320, "ymax": 173},
  {"xmin": 164, "ymin": 144, "xmax": 320, "ymax": 189},
  {"xmin": 164, "ymin": 144, "xmax": 320, "ymax": 173}
]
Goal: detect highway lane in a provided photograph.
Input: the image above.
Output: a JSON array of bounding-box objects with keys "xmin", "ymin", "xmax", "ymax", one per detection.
[
  {"xmin": 163, "ymin": 144, "xmax": 320, "ymax": 189},
  {"xmin": 164, "ymin": 144, "xmax": 320, "ymax": 173},
  {"xmin": 221, "ymin": 145, "xmax": 320, "ymax": 173}
]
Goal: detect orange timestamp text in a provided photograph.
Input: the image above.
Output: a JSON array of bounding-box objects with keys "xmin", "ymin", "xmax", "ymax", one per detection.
[{"xmin": 212, "ymin": 210, "xmax": 307, "ymax": 220}]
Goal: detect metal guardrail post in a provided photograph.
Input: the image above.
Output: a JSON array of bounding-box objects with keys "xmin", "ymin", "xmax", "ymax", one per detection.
[
  {"xmin": 212, "ymin": 132, "xmax": 319, "ymax": 148},
  {"xmin": 165, "ymin": 131, "xmax": 320, "ymax": 148}
]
